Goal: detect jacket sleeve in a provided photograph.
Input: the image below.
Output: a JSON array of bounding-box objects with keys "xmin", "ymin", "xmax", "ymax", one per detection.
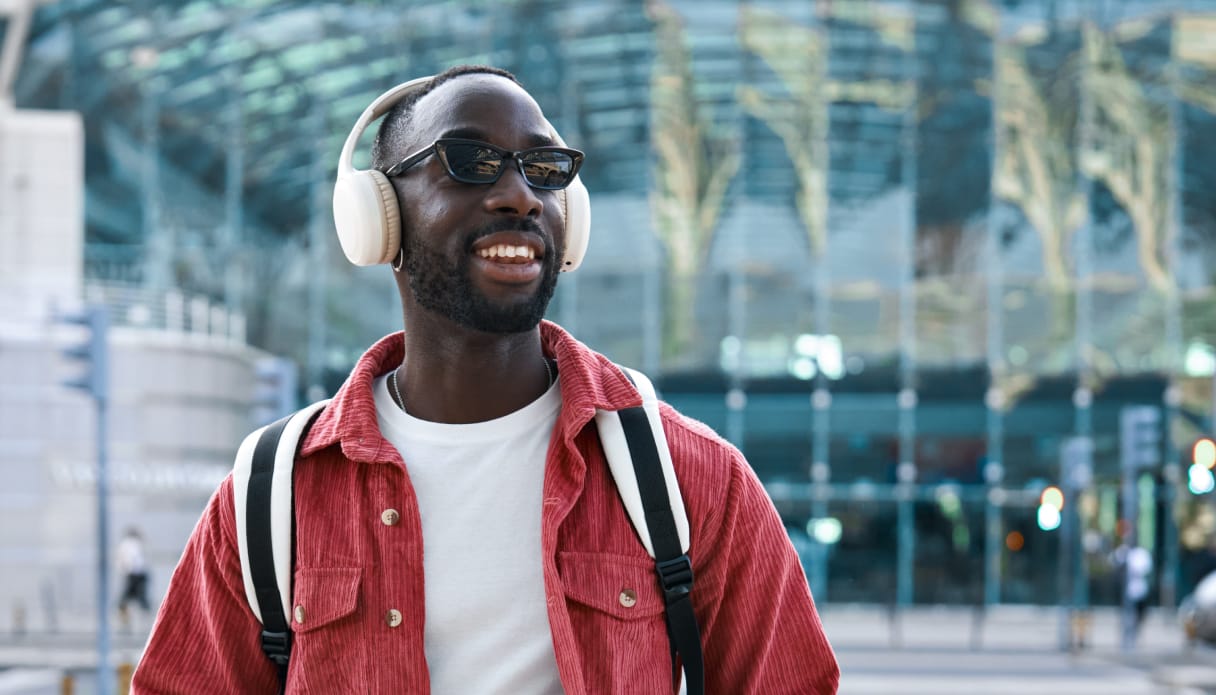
[
  {"xmin": 131, "ymin": 475, "xmax": 281, "ymax": 694},
  {"xmin": 694, "ymin": 448, "xmax": 840, "ymax": 694}
]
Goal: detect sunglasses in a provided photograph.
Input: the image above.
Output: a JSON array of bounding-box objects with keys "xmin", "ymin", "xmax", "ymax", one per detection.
[{"xmin": 384, "ymin": 137, "xmax": 585, "ymax": 190}]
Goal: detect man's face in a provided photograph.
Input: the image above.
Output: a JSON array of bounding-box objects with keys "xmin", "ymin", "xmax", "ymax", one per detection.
[{"xmin": 391, "ymin": 74, "xmax": 567, "ymax": 334}]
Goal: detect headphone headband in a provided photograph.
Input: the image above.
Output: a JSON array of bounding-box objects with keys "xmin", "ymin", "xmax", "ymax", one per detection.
[{"xmin": 337, "ymin": 76, "xmax": 433, "ymax": 174}]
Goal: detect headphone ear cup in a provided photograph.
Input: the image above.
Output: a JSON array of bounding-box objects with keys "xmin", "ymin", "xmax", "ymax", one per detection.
[
  {"xmin": 333, "ymin": 170, "xmax": 401, "ymax": 266},
  {"xmin": 558, "ymin": 176, "xmax": 591, "ymax": 273}
]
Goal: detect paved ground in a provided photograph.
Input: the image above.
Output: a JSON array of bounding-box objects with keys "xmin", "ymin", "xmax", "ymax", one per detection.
[
  {"xmin": 822, "ymin": 605, "xmax": 1216, "ymax": 695},
  {"xmin": 1, "ymin": 605, "xmax": 1213, "ymax": 693}
]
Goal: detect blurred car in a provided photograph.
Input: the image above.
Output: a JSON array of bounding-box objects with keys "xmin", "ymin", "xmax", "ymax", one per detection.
[{"xmin": 1181, "ymin": 570, "xmax": 1216, "ymax": 644}]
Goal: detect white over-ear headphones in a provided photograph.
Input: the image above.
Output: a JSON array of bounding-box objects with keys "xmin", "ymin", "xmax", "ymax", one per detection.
[{"xmin": 332, "ymin": 75, "xmax": 591, "ymax": 272}]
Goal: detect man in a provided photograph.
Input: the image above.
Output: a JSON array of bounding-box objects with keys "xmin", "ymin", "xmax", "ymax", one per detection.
[
  {"xmin": 116, "ymin": 527, "xmax": 150, "ymax": 631},
  {"xmin": 134, "ymin": 65, "xmax": 838, "ymax": 694}
]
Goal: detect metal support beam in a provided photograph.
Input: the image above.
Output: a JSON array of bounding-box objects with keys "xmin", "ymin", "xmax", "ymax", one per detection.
[
  {"xmin": 1061, "ymin": 16, "xmax": 1099, "ymax": 650},
  {"xmin": 895, "ymin": 20, "xmax": 919, "ymax": 608},
  {"xmin": 140, "ymin": 82, "xmax": 166, "ymax": 294},
  {"xmin": 984, "ymin": 19, "xmax": 1008, "ymax": 609},
  {"xmin": 808, "ymin": 15, "xmax": 833, "ymax": 606},
  {"xmin": 306, "ymin": 100, "xmax": 327, "ymax": 401},
  {"xmin": 1160, "ymin": 35, "xmax": 1187, "ymax": 613},
  {"xmin": 223, "ymin": 63, "xmax": 245, "ymax": 316}
]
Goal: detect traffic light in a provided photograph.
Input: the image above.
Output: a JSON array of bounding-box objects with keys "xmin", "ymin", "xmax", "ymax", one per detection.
[
  {"xmin": 1189, "ymin": 437, "xmax": 1216, "ymax": 495},
  {"xmin": 59, "ymin": 305, "xmax": 109, "ymax": 401},
  {"xmin": 1195, "ymin": 437, "xmax": 1216, "ymax": 469},
  {"xmin": 1037, "ymin": 485, "xmax": 1064, "ymax": 531},
  {"xmin": 1120, "ymin": 406, "xmax": 1162, "ymax": 471}
]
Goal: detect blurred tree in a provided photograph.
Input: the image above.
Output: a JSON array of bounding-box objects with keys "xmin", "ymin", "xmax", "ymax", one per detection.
[
  {"xmin": 1080, "ymin": 22, "xmax": 1172, "ymax": 292},
  {"xmin": 992, "ymin": 39, "xmax": 1084, "ymax": 299},
  {"xmin": 646, "ymin": 0, "xmax": 739, "ymax": 364},
  {"xmin": 737, "ymin": 5, "xmax": 912, "ymax": 261},
  {"xmin": 736, "ymin": 8, "xmax": 829, "ymax": 260}
]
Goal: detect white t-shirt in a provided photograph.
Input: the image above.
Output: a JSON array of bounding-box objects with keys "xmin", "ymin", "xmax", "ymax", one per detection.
[
  {"xmin": 117, "ymin": 536, "xmax": 146, "ymax": 575},
  {"xmin": 1125, "ymin": 546, "xmax": 1153, "ymax": 601},
  {"xmin": 373, "ymin": 374, "xmax": 564, "ymax": 695}
]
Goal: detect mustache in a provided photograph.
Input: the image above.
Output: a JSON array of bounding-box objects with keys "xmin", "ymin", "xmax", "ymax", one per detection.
[{"xmin": 464, "ymin": 218, "xmax": 551, "ymax": 253}]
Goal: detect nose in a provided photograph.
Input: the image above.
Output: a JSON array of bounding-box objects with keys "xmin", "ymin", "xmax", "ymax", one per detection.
[{"xmin": 483, "ymin": 159, "xmax": 544, "ymax": 219}]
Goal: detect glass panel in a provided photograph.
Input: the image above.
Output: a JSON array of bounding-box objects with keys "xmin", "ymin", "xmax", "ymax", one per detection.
[
  {"xmin": 914, "ymin": 495, "xmax": 985, "ymax": 604},
  {"xmin": 1000, "ymin": 499, "xmax": 1060, "ymax": 604},
  {"xmin": 824, "ymin": 498, "xmax": 899, "ymax": 603}
]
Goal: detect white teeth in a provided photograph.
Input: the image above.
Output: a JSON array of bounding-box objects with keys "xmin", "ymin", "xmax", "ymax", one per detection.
[{"xmin": 477, "ymin": 244, "xmax": 537, "ymax": 260}]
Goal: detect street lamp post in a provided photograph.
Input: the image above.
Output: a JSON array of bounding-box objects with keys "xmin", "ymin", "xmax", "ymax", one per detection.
[{"xmin": 60, "ymin": 305, "xmax": 112, "ymax": 695}]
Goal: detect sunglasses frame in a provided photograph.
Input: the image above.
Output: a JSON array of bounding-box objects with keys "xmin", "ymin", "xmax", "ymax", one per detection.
[{"xmin": 384, "ymin": 137, "xmax": 585, "ymax": 190}]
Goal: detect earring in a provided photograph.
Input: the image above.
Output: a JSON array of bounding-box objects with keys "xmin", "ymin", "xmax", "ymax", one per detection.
[{"xmin": 392, "ymin": 246, "xmax": 405, "ymax": 272}]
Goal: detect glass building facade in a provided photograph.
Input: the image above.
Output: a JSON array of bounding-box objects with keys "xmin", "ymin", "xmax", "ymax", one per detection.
[{"xmin": 9, "ymin": 0, "xmax": 1216, "ymax": 607}]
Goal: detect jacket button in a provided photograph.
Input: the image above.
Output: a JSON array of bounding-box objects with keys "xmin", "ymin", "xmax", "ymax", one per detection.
[
  {"xmin": 294, "ymin": 605, "xmax": 305, "ymax": 624},
  {"xmin": 386, "ymin": 608, "xmax": 403, "ymax": 627},
  {"xmin": 619, "ymin": 589, "xmax": 638, "ymax": 608},
  {"xmin": 381, "ymin": 509, "xmax": 400, "ymax": 526}
]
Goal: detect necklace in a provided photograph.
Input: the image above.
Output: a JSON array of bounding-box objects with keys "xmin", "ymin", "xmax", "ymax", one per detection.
[
  {"xmin": 388, "ymin": 357, "xmax": 555, "ymax": 413},
  {"xmin": 389, "ymin": 367, "xmax": 406, "ymax": 412}
]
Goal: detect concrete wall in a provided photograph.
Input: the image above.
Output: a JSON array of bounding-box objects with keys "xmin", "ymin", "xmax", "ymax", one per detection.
[
  {"xmin": 0, "ymin": 321, "xmax": 268, "ymax": 633},
  {"xmin": 0, "ymin": 107, "xmax": 276, "ymax": 633},
  {"xmin": 0, "ymin": 109, "xmax": 83, "ymax": 324}
]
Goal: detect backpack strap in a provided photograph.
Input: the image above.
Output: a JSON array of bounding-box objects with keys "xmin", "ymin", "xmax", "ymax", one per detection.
[
  {"xmin": 232, "ymin": 399, "xmax": 329, "ymax": 690},
  {"xmin": 595, "ymin": 366, "xmax": 703, "ymax": 695}
]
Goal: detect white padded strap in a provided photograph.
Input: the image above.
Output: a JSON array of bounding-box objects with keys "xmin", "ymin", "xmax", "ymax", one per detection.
[
  {"xmin": 233, "ymin": 399, "xmax": 330, "ymax": 624},
  {"xmin": 594, "ymin": 367, "xmax": 690, "ymax": 557}
]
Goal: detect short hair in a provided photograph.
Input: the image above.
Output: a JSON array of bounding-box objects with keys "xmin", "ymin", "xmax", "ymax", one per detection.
[{"xmin": 371, "ymin": 65, "xmax": 521, "ymax": 172}]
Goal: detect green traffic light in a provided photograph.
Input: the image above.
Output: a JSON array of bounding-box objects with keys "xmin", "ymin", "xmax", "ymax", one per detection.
[{"xmin": 1037, "ymin": 504, "xmax": 1061, "ymax": 531}]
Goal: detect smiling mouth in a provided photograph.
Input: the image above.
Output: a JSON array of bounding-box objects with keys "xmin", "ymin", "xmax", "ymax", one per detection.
[{"xmin": 476, "ymin": 243, "xmax": 539, "ymax": 262}]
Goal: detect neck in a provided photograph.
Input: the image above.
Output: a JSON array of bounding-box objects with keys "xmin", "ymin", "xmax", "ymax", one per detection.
[{"xmin": 395, "ymin": 316, "xmax": 552, "ymax": 424}]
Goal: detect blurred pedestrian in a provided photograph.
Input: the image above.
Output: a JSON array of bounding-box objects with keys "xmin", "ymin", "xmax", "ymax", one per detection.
[
  {"xmin": 1113, "ymin": 538, "xmax": 1154, "ymax": 645},
  {"xmin": 1126, "ymin": 544, "xmax": 1153, "ymax": 634},
  {"xmin": 116, "ymin": 527, "xmax": 149, "ymax": 631}
]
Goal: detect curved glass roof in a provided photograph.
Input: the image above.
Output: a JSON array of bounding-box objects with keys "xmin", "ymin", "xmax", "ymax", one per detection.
[
  {"xmin": 7, "ymin": 0, "xmax": 1216, "ymax": 385},
  {"xmin": 15, "ymin": 0, "xmax": 653, "ymax": 246}
]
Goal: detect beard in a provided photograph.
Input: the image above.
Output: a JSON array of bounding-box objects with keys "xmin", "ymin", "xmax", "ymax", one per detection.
[{"xmin": 403, "ymin": 220, "xmax": 561, "ymax": 334}]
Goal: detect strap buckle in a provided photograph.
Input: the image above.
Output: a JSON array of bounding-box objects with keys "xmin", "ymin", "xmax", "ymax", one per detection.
[
  {"xmin": 655, "ymin": 554, "xmax": 694, "ymax": 604},
  {"xmin": 260, "ymin": 629, "xmax": 292, "ymax": 666}
]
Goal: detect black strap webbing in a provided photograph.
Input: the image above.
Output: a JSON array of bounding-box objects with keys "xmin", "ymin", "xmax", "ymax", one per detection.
[
  {"xmin": 247, "ymin": 413, "xmax": 295, "ymax": 694},
  {"xmin": 618, "ymin": 406, "xmax": 704, "ymax": 695}
]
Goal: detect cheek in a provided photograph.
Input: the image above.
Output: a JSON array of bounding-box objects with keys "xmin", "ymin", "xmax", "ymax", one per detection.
[
  {"xmin": 399, "ymin": 193, "xmax": 459, "ymax": 242},
  {"xmin": 544, "ymin": 204, "xmax": 567, "ymax": 248}
]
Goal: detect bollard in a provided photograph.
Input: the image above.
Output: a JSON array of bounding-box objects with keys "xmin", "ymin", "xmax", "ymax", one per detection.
[
  {"xmin": 12, "ymin": 601, "xmax": 26, "ymax": 637},
  {"xmin": 969, "ymin": 603, "xmax": 985, "ymax": 650},
  {"xmin": 61, "ymin": 673, "xmax": 74, "ymax": 695},
  {"xmin": 886, "ymin": 602, "xmax": 902, "ymax": 648},
  {"xmin": 117, "ymin": 662, "xmax": 134, "ymax": 695},
  {"xmin": 1070, "ymin": 610, "xmax": 1092, "ymax": 651}
]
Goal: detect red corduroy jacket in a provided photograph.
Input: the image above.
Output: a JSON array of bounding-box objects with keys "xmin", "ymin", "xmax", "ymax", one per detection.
[{"xmin": 133, "ymin": 322, "xmax": 839, "ymax": 694}]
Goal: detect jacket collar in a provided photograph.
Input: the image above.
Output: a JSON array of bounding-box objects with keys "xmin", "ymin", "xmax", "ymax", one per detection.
[{"xmin": 299, "ymin": 321, "xmax": 643, "ymax": 464}]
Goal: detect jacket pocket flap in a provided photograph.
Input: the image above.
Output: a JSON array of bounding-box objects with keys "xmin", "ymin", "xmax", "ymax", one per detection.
[
  {"xmin": 559, "ymin": 552, "xmax": 664, "ymax": 619},
  {"xmin": 291, "ymin": 567, "xmax": 361, "ymax": 633}
]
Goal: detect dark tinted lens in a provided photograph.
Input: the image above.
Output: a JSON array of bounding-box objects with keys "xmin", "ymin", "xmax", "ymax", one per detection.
[
  {"xmin": 441, "ymin": 142, "xmax": 504, "ymax": 183},
  {"xmin": 519, "ymin": 150, "xmax": 577, "ymax": 189}
]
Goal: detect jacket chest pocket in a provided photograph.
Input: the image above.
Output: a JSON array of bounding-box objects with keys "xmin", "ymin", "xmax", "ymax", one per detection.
[
  {"xmin": 287, "ymin": 567, "xmax": 366, "ymax": 694},
  {"xmin": 559, "ymin": 552, "xmax": 674, "ymax": 694}
]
